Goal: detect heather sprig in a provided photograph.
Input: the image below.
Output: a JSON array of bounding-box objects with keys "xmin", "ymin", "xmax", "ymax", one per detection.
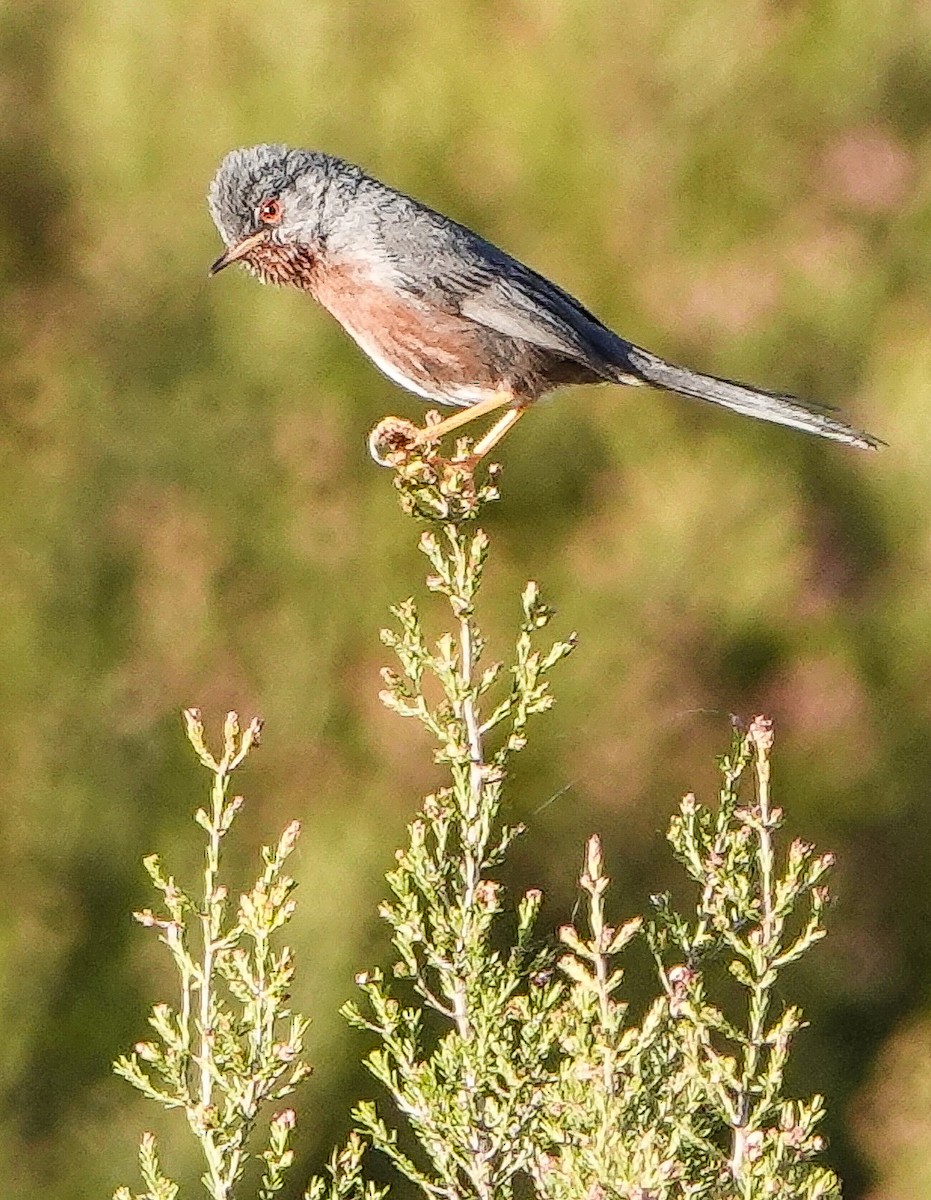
[{"xmin": 114, "ymin": 711, "xmax": 309, "ymax": 1200}]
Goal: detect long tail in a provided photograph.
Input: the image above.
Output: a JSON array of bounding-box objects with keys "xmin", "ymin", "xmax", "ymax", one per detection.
[{"xmin": 617, "ymin": 344, "xmax": 882, "ymax": 450}]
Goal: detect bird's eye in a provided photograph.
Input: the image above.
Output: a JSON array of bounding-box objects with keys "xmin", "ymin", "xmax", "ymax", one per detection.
[{"xmin": 258, "ymin": 197, "xmax": 283, "ymax": 225}]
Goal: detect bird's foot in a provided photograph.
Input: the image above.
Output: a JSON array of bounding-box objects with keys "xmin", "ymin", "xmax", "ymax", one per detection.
[
  {"xmin": 368, "ymin": 416, "xmax": 500, "ymax": 518},
  {"xmin": 368, "ymin": 412, "xmax": 473, "ymax": 472},
  {"xmin": 368, "ymin": 415, "xmax": 423, "ymax": 467}
]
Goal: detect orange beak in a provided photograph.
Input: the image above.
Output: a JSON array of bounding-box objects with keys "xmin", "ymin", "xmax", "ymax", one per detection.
[{"xmin": 209, "ymin": 229, "xmax": 269, "ymax": 275}]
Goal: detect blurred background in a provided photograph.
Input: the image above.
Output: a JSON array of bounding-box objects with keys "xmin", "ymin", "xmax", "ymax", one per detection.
[{"xmin": 2, "ymin": 0, "xmax": 931, "ymax": 1195}]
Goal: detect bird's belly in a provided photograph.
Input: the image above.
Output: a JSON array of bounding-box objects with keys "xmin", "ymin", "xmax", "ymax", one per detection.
[
  {"xmin": 340, "ymin": 323, "xmax": 499, "ymax": 408},
  {"xmin": 311, "ymin": 268, "xmax": 514, "ymax": 408}
]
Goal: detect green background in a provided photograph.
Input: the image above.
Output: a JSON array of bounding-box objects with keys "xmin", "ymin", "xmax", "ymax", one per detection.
[{"xmin": 3, "ymin": 0, "xmax": 931, "ymax": 1195}]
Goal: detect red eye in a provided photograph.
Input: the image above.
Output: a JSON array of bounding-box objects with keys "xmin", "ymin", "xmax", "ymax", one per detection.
[{"xmin": 258, "ymin": 197, "xmax": 282, "ymax": 225}]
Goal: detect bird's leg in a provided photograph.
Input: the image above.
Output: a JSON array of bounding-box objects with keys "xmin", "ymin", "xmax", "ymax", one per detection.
[
  {"xmin": 368, "ymin": 389, "xmax": 524, "ymax": 468},
  {"xmin": 461, "ymin": 405, "xmax": 526, "ymax": 464},
  {"xmin": 408, "ymin": 389, "xmax": 514, "ymax": 446}
]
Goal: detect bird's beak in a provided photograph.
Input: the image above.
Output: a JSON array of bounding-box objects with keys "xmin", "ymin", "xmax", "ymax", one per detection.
[{"xmin": 209, "ymin": 229, "xmax": 269, "ymax": 276}]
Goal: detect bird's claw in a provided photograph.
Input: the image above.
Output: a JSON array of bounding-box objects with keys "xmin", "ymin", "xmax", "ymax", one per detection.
[
  {"xmin": 368, "ymin": 416, "xmax": 423, "ymax": 467},
  {"xmin": 368, "ymin": 415, "xmax": 478, "ymax": 474},
  {"xmin": 368, "ymin": 416, "xmax": 502, "ymax": 520}
]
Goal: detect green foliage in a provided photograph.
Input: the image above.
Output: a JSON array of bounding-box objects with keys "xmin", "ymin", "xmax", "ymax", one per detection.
[
  {"xmin": 304, "ymin": 454, "xmax": 838, "ymax": 1200},
  {"xmin": 114, "ymin": 451, "xmax": 839, "ymax": 1198},
  {"xmin": 538, "ymin": 719, "xmax": 837, "ymax": 1200},
  {"xmin": 114, "ymin": 713, "xmax": 310, "ymax": 1200},
  {"xmin": 328, "ymin": 453, "xmax": 573, "ymax": 1199}
]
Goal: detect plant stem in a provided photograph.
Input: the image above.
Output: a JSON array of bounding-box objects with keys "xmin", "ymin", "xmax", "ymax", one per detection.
[
  {"xmin": 730, "ymin": 719, "xmax": 777, "ymax": 1189},
  {"xmin": 200, "ymin": 767, "xmax": 224, "ymax": 1113},
  {"xmin": 452, "ymin": 541, "xmax": 485, "ymax": 1043},
  {"xmin": 755, "ymin": 733, "xmax": 775, "ymax": 945}
]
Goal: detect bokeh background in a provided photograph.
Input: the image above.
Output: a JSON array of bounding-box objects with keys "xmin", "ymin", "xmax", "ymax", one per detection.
[{"xmin": 3, "ymin": 0, "xmax": 931, "ymax": 1195}]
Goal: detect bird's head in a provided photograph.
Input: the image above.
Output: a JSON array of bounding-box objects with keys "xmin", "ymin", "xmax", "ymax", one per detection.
[{"xmin": 207, "ymin": 144, "xmax": 335, "ymax": 283}]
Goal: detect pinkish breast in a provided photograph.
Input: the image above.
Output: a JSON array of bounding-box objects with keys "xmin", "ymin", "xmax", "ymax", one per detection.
[{"xmin": 307, "ymin": 258, "xmax": 504, "ymax": 406}]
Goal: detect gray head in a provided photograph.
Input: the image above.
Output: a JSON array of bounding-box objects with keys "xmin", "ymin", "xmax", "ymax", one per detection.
[{"xmin": 208, "ymin": 143, "xmax": 355, "ymax": 280}]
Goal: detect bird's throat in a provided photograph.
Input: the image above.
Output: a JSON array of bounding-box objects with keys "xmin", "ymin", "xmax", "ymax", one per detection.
[{"xmin": 247, "ymin": 242, "xmax": 322, "ymax": 291}]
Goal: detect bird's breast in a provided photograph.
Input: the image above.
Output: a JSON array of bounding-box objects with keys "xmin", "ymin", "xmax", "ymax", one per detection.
[{"xmin": 307, "ymin": 257, "xmax": 515, "ymax": 406}]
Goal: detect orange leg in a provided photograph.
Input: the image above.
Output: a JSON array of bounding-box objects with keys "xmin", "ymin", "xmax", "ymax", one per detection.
[
  {"xmin": 466, "ymin": 405, "xmax": 527, "ymax": 462},
  {"xmin": 409, "ymin": 390, "xmax": 515, "ymax": 446}
]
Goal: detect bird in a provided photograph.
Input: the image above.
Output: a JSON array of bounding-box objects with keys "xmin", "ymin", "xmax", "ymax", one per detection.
[{"xmin": 208, "ymin": 143, "xmax": 881, "ymax": 464}]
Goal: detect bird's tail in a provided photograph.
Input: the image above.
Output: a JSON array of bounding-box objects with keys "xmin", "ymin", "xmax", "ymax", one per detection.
[{"xmin": 615, "ymin": 344, "xmax": 882, "ymax": 450}]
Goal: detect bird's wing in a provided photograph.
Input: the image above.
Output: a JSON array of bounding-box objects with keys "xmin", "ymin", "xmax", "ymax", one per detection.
[
  {"xmin": 461, "ymin": 265, "xmax": 628, "ymax": 371},
  {"xmin": 389, "ymin": 212, "xmax": 626, "ymax": 370}
]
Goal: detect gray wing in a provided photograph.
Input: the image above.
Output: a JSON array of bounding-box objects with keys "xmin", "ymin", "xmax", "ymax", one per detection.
[
  {"xmin": 377, "ymin": 198, "xmax": 632, "ymax": 372},
  {"xmin": 457, "ymin": 266, "xmax": 635, "ymax": 371}
]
